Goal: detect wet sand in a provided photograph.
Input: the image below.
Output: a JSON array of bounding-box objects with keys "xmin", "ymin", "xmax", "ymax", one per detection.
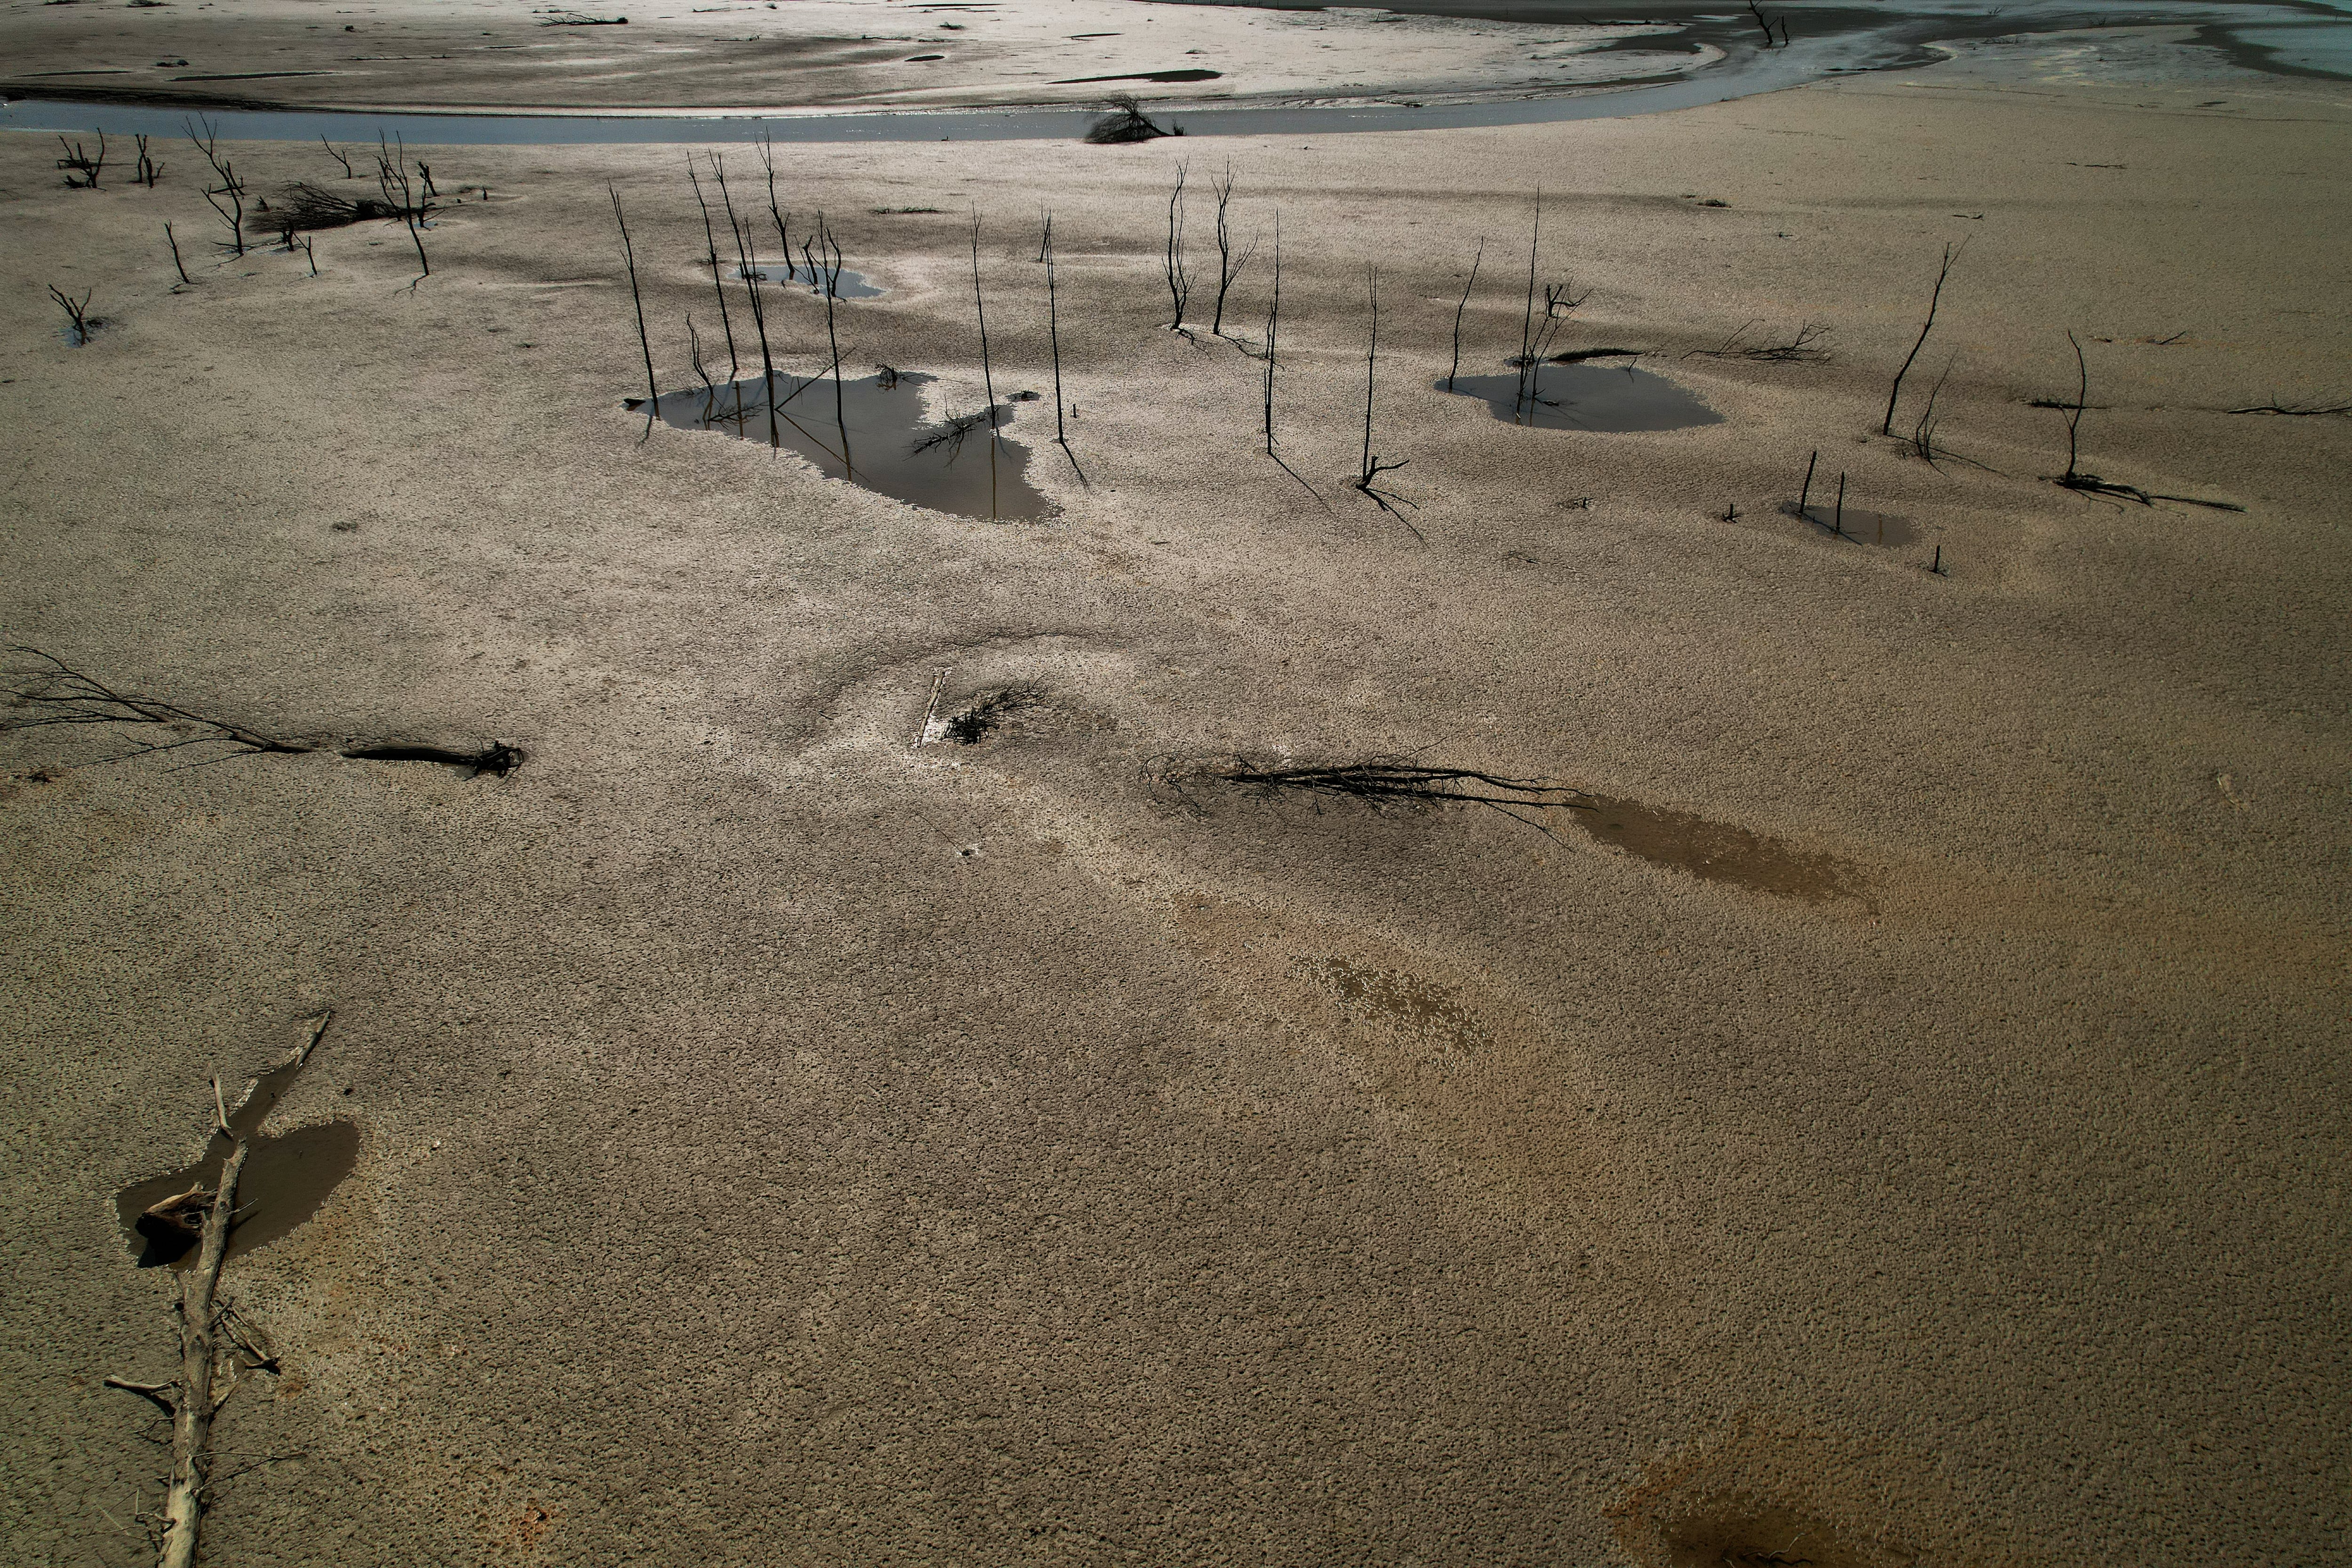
[{"xmin": 3, "ymin": 18, "xmax": 2349, "ymax": 1568}]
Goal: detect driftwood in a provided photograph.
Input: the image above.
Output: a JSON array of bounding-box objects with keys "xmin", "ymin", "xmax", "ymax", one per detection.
[
  {"xmin": 2, "ymin": 648, "xmax": 527, "ymax": 773},
  {"xmin": 252, "ymin": 182, "xmax": 410, "ymax": 235},
  {"xmin": 1085, "ymin": 92, "xmax": 1168, "ymax": 144},
  {"xmin": 1189, "ymin": 757, "xmax": 1592, "ymax": 840},
  {"xmin": 107, "ymin": 1014, "xmax": 332, "ymax": 1568},
  {"xmin": 1685, "ymin": 319, "xmax": 1831, "ymax": 364}
]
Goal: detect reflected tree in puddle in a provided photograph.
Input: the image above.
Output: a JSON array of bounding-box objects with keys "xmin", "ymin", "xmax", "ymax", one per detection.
[
  {"xmin": 651, "ymin": 369, "xmax": 1051, "ymax": 522},
  {"xmin": 1439, "ymin": 360, "xmax": 1724, "ymax": 432}
]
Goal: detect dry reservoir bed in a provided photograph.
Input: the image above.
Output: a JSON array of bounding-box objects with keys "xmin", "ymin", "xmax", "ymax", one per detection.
[{"xmin": 3, "ymin": 60, "xmax": 2350, "ymax": 1568}]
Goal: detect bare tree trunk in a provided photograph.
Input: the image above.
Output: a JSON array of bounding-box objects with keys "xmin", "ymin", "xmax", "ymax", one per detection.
[
  {"xmin": 970, "ymin": 209, "xmax": 1001, "ymax": 520},
  {"xmin": 1881, "ymin": 240, "xmax": 1962, "ymax": 436},
  {"xmin": 1447, "ymin": 236, "xmax": 1484, "ymax": 391},
  {"xmin": 1516, "ymin": 190, "xmax": 1542, "ymax": 417},
  {"xmin": 1163, "ymin": 161, "xmax": 1191, "ymax": 330},
  {"xmin": 608, "ymin": 184, "xmax": 660, "ymax": 435},
  {"xmin": 152, "ymin": 1131, "xmax": 249, "ymax": 1568},
  {"xmin": 688, "ymin": 159, "xmax": 740, "ymax": 382},
  {"xmin": 1042, "ymin": 213, "xmax": 1086, "ymax": 484}
]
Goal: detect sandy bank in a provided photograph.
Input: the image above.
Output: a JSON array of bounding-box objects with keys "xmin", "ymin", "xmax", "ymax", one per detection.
[{"xmin": 3, "ymin": 41, "xmax": 2348, "ymax": 1568}]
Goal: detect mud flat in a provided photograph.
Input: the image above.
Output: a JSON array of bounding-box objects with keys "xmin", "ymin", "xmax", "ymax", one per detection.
[{"xmin": 3, "ymin": 20, "xmax": 2349, "ymax": 1568}]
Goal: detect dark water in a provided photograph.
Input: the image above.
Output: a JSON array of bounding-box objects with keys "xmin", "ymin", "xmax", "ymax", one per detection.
[
  {"xmin": 1789, "ymin": 501, "xmax": 1917, "ymax": 548},
  {"xmin": 651, "ymin": 369, "xmax": 1052, "ymax": 522},
  {"xmin": 1441, "ymin": 363, "xmax": 1724, "ymax": 431},
  {"xmin": 115, "ymin": 1031, "xmax": 359, "ymax": 1268},
  {"xmin": 1574, "ymin": 795, "xmax": 1867, "ymax": 903},
  {"xmin": 7, "ymin": 3, "xmax": 2339, "ymax": 146},
  {"xmin": 739, "ymin": 260, "xmax": 884, "ymax": 299}
]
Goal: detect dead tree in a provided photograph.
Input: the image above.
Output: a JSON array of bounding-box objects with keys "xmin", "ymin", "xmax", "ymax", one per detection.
[
  {"xmin": 970, "ymin": 210, "xmax": 1004, "ymax": 515},
  {"xmin": 1192, "ymin": 757, "xmax": 1589, "ymax": 840},
  {"xmin": 1882, "ymin": 240, "xmax": 1962, "ymax": 436},
  {"xmin": 1515, "ymin": 190, "xmax": 1543, "ymax": 417},
  {"xmin": 3, "ymin": 649, "xmax": 526, "ymax": 773},
  {"xmin": 164, "ymin": 223, "xmax": 193, "ymax": 287},
  {"xmin": 376, "ymin": 132, "xmax": 429, "ymax": 278},
  {"xmin": 1446, "ymin": 237, "xmax": 1484, "ymax": 391},
  {"xmin": 720, "ymin": 178, "xmax": 782, "ymax": 449},
  {"xmin": 1085, "ymin": 92, "xmax": 1168, "ymax": 145},
  {"xmin": 1685, "ymin": 319, "xmax": 1830, "ymax": 364},
  {"xmin": 56, "ymin": 132, "xmax": 107, "ymax": 189},
  {"xmin": 608, "ymin": 185, "xmax": 660, "ymax": 434},
  {"xmin": 1255, "ymin": 212, "xmax": 1321, "ymax": 504},
  {"xmin": 2045, "ymin": 332, "xmax": 2243, "ymax": 509},
  {"xmin": 1041, "ymin": 213, "xmax": 1086, "ymax": 484},
  {"xmin": 105, "ymin": 1014, "xmax": 333, "ymax": 1568},
  {"xmin": 1908, "ymin": 353, "xmax": 1957, "ymax": 462},
  {"xmin": 687, "ymin": 159, "xmax": 741, "ymax": 382},
  {"xmin": 185, "ymin": 115, "xmax": 243, "ymax": 198},
  {"xmin": 133, "ymin": 134, "xmax": 160, "ymax": 188},
  {"xmin": 1208, "ymin": 159, "xmax": 1257, "ymax": 338},
  {"xmin": 1353, "ymin": 269, "xmax": 1418, "ymax": 535},
  {"xmin": 200, "ymin": 186, "xmax": 245, "ymax": 258},
  {"xmin": 808, "ymin": 216, "xmax": 851, "ymax": 475},
  {"xmin": 319, "ymin": 135, "xmax": 356, "ymax": 178},
  {"xmin": 48, "ymin": 285, "xmax": 96, "ymax": 344},
  {"xmin": 1162, "ymin": 161, "xmax": 1192, "ymax": 332}
]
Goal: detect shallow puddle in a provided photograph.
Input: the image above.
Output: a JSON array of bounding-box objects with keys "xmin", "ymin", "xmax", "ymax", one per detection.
[
  {"xmin": 739, "ymin": 260, "xmax": 884, "ymax": 299},
  {"xmin": 1574, "ymin": 796, "xmax": 1863, "ymax": 904},
  {"xmin": 1789, "ymin": 501, "xmax": 1916, "ymax": 548},
  {"xmin": 650, "ymin": 369, "xmax": 1051, "ymax": 522},
  {"xmin": 1439, "ymin": 363, "xmax": 1724, "ymax": 431},
  {"xmin": 114, "ymin": 1045, "xmax": 358, "ymax": 1268}
]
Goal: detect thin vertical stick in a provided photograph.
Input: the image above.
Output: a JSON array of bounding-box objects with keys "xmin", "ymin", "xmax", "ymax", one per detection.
[
  {"xmin": 728, "ymin": 212, "xmax": 780, "ymax": 449},
  {"xmin": 1517, "ymin": 189, "xmax": 1542, "ymax": 416},
  {"xmin": 818, "ymin": 215, "xmax": 850, "ymax": 478},
  {"xmin": 1833, "ymin": 473, "xmax": 1846, "ymax": 535},
  {"xmin": 971, "ymin": 208, "xmax": 1001, "ymax": 520},
  {"xmin": 609, "ymin": 183, "xmax": 659, "ymax": 437},
  {"xmin": 1162, "ymin": 161, "xmax": 1190, "ymax": 330},
  {"xmin": 688, "ymin": 159, "xmax": 739, "ymax": 383},
  {"xmin": 1042, "ymin": 212, "xmax": 1085, "ymax": 484},
  {"xmin": 1264, "ymin": 211, "xmax": 1280, "ymax": 456},
  {"xmin": 1361, "ymin": 267, "xmax": 1379, "ymax": 485},
  {"xmin": 1798, "ymin": 449, "xmax": 1817, "ymax": 517},
  {"xmin": 2062, "ymin": 329, "xmax": 2089, "ymax": 481},
  {"xmin": 1882, "ymin": 240, "xmax": 1962, "ymax": 436},
  {"xmin": 165, "ymin": 222, "xmax": 192, "ymax": 286},
  {"xmin": 1448, "ymin": 237, "xmax": 1484, "ymax": 392}
]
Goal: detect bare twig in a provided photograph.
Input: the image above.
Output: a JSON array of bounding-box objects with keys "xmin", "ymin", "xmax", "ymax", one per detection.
[
  {"xmin": 1190, "ymin": 756, "xmax": 1591, "ymax": 842},
  {"xmin": 1882, "ymin": 240, "xmax": 1963, "ymax": 437},
  {"xmin": 1041, "ymin": 213, "xmax": 1086, "ymax": 485},
  {"xmin": 1162, "ymin": 161, "xmax": 1192, "ymax": 331},
  {"xmin": 687, "ymin": 159, "xmax": 740, "ymax": 382},
  {"xmin": 1447, "ymin": 237, "xmax": 1484, "ymax": 392},
  {"xmin": 2226, "ymin": 398, "xmax": 2352, "ymax": 417},
  {"xmin": 164, "ymin": 223, "xmax": 193, "ymax": 287},
  {"xmin": 1208, "ymin": 160, "xmax": 1257, "ymax": 338},
  {"xmin": 57, "ymin": 131, "xmax": 107, "ymax": 189},
  {"xmin": 1685, "ymin": 319, "xmax": 1831, "ymax": 364},
  {"xmin": 2049, "ymin": 331, "xmax": 2244, "ymax": 510},
  {"xmin": 48, "ymin": 285, "xmax": 96, "ymax": 344},
  {"xmin": 608, "ymin": 184, "xmax": 659, "ymax": 437},
  {"xmin": 1085, "ymin": 91, "xmax": 1168, "ymax": 144},
  {"xmin": 1353, "ymin": 269, "xmax": 1419, "ymax": 537}
]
